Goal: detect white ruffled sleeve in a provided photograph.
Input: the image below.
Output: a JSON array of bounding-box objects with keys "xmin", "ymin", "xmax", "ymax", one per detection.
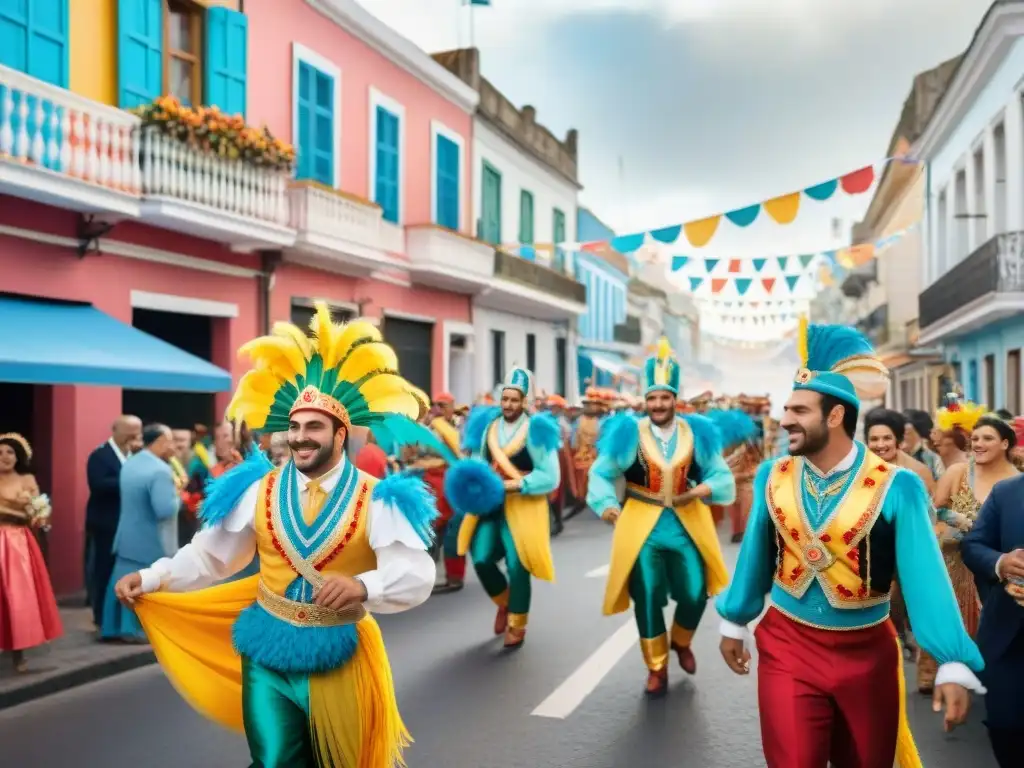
[{"xmin": 357, "ymin": 497, "xmax": 436, "ymax": 614}]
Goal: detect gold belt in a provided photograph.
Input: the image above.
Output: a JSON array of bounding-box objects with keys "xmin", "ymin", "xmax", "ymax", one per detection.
[
  {"xmin": 256, "ymin": 579, "xmax": 366, "ymax": 628},
  {"xmin": 625, "ymin": 484, "xmax": 689, "ymax": 507}
]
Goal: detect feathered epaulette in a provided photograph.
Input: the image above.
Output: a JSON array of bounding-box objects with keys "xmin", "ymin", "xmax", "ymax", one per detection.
[
  {"xmin": 371, "ymin": 472, "xmax": 439, "ymax": 547},
  {"xmin": 462, "ymin": 405, "xmax": 501, "ymax": 453},
  {"xmin": 706, "ymin": 409, "xmax": 758, "ymax": 450},
  {"xmin": 199, "ymin": 450, "xmax": 273, "ymax": 528},
  {"xmin": 444, "ymin": 457, "xmax": 505, "ymax": 517},
  {"xmin": 683, "ymin": 413, "xmax": 724, "ymax": 464},
  {"xmin": 527, "ymin": 412, "xmax": 561, "ymax": 453},
  {"xmin": 369, "ymin": 413, "xmax": 458, "ymax": 464},
  {"xmin": 597, "ymin": 412, "xmax": 640, "ymax": 468}
]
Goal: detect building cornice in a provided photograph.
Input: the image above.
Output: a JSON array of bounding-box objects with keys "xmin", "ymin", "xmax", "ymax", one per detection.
[
  {"xmin": 916, "ymin": 1, "xmax": 1024, "ymax": 160},
  {"xmin": 304, "ymin": 0, "xmax": 479, "ymax": 114}
]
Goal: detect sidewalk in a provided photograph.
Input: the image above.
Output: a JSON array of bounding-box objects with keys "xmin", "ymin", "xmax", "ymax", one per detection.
[{"xmin": 0, "ymin": 607, "xmax": 155, "ymax": 710}]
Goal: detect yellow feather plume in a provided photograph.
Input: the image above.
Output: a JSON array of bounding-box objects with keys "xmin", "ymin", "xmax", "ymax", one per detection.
[
  {"xmin": 368, "ymin": 393, "xmax": 422, "ymax": 419},
  {"xmin": 308, "ymin": 303, "xmax": 342, "ymax": 368},
  {"xmin": 936, "ymin": 401, "xmax": 986, "ymax": 434},
  {"xmin": 328, "ymin": 320, "xmax": 382, "ymax": 369},
  {"xmin": 656, "ymin": 337, "xmax": 671, "ymax": 363},
  {"xmin": 358, "ymin": 373, "xmax": 416, "ymax": 405},
  {"xmin": 797, "ymin": 315, "xmax": 809, "ymax": 367},
  {"xmin": 270, "ymin": 322, "xmax": 314, "ymax": 361},
  {"xmin": 238, "ymin": 336, "xmax": 308, "ymax": 381},
  {"xmin": 227, "ymin": 371, "xmax": 279, "ymax": 428},
  {"xmin": 338, "ymin": 343, "xmax": 399, "ymax": 383}
]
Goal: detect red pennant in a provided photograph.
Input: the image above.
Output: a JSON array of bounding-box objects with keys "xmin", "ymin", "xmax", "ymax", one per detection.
[
  {"xmin": 711, "ymin": 278, "xmax": 727, "ymax": 294},
  {"xmin": 762, "ymin": 278, "xmax": 775, "ymax": 294},
  {"xmin": 728, "ymin": 259, "xmax": 741, "ymax": 273},
  {"xmin": 840, "ymin": 165, "xmax": 875, "ymax": 194}
]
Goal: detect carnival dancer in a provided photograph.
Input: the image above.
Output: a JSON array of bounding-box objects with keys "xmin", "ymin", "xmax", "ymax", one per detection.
[
  {"xmin": 422, "ymin": 392, "xmax": 467, "ymax": 594},
  {"xmin": 545, "ymin": 394, "xmax": 573, "ymax": 534},
  {"xmin": 444, "ymin": 367, "xmax": 561, "ymax": 649},
  {"xmin": 715, "ymin": 408, "xmax": 761, "ymax": 543},
  {"xmin": 717, "ymin": 319, "xmax": 985, "ymax": 768},
  {"xmin": 587, "ymin": 340, "xmax": 735, "ymax": 696},
  {"xmin": 113, "ymin": 304, "xmax": 451, "ymax": 768},
  {"xmin": 568, "ymin": 387, "xmax": 607, "ymax": 516}
]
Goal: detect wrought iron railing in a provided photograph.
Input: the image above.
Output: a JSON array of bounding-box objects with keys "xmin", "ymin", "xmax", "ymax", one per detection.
[
  {"xmin": 493, "ymin": 249, "xmax": 587, "ymax": 303},
  {"xmin": 614, "ymin": 315, "xmax": 642, "ymax": 344}
]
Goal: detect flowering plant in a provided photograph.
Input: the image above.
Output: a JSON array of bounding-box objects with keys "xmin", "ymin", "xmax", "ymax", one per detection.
[
  {"xmin": 26, "ymin": 493, "xmax": 52, "ymax": 532},
  {"xmin": 131, "ymin": 96, "xmax": 296, "ymax": 173}
]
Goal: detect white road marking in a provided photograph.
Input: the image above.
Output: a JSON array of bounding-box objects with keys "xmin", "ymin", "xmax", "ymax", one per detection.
[
  {"xmin": 531, "ymin": 619, "xmax": 638, "ymax": 719},
  {"xmin": 585, "ymin": 564, "xmax": 609, "ymax": 578}
]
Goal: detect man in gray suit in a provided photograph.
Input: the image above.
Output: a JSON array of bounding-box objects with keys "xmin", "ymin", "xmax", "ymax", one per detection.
[{"xmin": 100, "ymin": 424, "xmax": 179, "ymax": 642}]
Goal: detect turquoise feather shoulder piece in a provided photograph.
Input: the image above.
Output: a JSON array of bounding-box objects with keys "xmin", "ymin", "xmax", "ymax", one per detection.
[
  {"xmin": 371, "ymin": 472, "xmax": 439, "ymax": 547},
  {"xmin": 463, "ymin": 405, "xmax": 501, "ymax": 453},
  {"xmin": 369, "ymin": 413, "xmax": 457, "ymax": 464},
  {"xmin": 200, "ymin": 450, "xmax": 273, "ymax": 528},
  {"xmin": 684, "ymin": 413, "xmax": 724, "ymax": 468},
  {"xmin": 528, "ymin": 412, "xmax": 561, "ymax": 453},
  {"xmin": 597, "ymin": 413, "xmax": 640, "ymax": 468}
]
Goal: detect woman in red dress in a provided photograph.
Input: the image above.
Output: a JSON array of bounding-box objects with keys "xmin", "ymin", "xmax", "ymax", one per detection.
[{"xmin": 0, "ymin": 433, "xmax": 62, "ymax": 673}]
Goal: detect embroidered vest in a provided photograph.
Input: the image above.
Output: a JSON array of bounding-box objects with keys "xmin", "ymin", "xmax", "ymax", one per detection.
[
  {"xmin": 482, "ymin": 418, "xmax": 533, "ymax": 481},
  {"xmin": 766, "ymin": 454, "xmax": 897, "ymax": 609},
  {"xmin": 623, "ymin": 417, "xmax": 703, "ymax": 508},
  {"xmin": 573, "ymin": 416, "xmax": 601, "ymax": 466}
]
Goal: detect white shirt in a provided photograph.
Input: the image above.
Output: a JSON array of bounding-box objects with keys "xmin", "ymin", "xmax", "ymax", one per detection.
[
  {"xmin": 108, "ymin": 437, "xmax": 128, "ymax": 465},
  {"xmin": 138, "ymin": 457, "xmax": 435, "ymax": 614}
]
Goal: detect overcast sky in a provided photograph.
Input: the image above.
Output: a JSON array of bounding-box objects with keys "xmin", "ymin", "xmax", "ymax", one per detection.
[{"xmin": 359, "ymin": 0, "xmax": 992, "ymax": 245}]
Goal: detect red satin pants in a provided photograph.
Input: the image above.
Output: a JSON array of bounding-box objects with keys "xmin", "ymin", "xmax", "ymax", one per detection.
[{"xmin": 755, "ymin": 607, "xmax": 900, "ymax": 768}]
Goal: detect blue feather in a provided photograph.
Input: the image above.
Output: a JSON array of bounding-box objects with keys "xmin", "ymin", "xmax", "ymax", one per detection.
[
  {"xmin": 528, "ymin": 411, "xmax": 561, "ymax": 453},
  {"xmin": 371, "ymin": 472, "xmax": 439, "ymax": 547},
  {"xmin": 370, "ymin": 413, "xmax": 457, "ymax": 464},
  {"xmin": 684, "ymin": 413, "xmax": 724, "ymax": 468},
  {"xmin": 597, "ymin": 413, "xmax": 640, "ymax": 468},
  {"xmin": 199, "ymin": 450, "xmax": 273, "ymax": 528},
  {"xmin": 462, "ymin": 405, "xmax": 500, "ymax": 453},
  {"xmin": 233, "ymin": 604, "xmax": 357, "ymax": 674},
  {"xmin": 806, "ymin": 323, "xmax": 875, "ymax": 372},
  {"xmin": 444, "ymin": 457, "xmax": 505, "ymax": 517},
  {"xmin": 705, "ymin": 409, "xmax": 758, "ymax": 449}
]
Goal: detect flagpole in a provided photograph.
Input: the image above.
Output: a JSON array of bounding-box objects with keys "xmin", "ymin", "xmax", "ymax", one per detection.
[{"xmin": 469, "ymin": 0, "xmax": 476, "ymax": 50}]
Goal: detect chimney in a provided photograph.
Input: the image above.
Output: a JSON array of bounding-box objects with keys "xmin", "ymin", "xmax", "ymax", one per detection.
[
  {"xmin": 522, "ymin": 105, "xmax": 536, "ymax": 124},
  {"xmin": 565, "ymin": 128, "xmax": 578, "ymax": 160},
  {"xmin": 462, "ymin": 47, "xmax": 481, "ymax": 90}
]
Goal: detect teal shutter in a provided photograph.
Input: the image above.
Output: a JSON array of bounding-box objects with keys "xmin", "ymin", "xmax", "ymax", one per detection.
[
  {"xmin": 435, "ymin": 133, "xmax": 459, "ymax": 230},
  {"xmin": 295, "ymin": 60, "xmax": 335, "ymax": 186},
  {"xmin": 519, "ymin": 189, "xmax": 534, "ymax": 249},
  {"xmin": 481, "ymin": 163, "xmax": 501, "ymax": 244},
  {"xmin": 118, "ymin": 0, "xmax": 163, "ymax": 108},
  {"xmin": 375, "ymin": 106, "xmax": 400, "ymax": 223},
  {"xmin": 0, "ymin": 0, "xmax": 69, "ymax": 86},
  {"xmin": 205, "ymin": 7, "xmax": 247, "ymax": 117},
  {"xmin": 553, "ymin": 208, "xmax": 566, "ymax": 270}
]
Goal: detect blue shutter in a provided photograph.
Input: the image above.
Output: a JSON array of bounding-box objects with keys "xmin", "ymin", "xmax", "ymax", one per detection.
[
  {"xmin": 435, "ymin": 133, "xmax": 459, "ymax": 230},
  {"xmin": 118, "ymin": 0, "xmax": 163, "ymax": 108},
  {"xmin": 0, "ymin": 0, "xmax": 68, "ymax": 86},
  {"xmin": 375, "ymin": 106, "xmax": 400, "ymax": 223},
  {"xmin": 294, "ymin": 60, "xmax": 335, "ymax": 186},
  {"xmin": 205, "ymin": 7, "xmax": 248, "ymax": 117}
]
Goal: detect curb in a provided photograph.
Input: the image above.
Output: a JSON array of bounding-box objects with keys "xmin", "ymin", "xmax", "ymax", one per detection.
[{"xmin": 0, "ymin": 650, "xmax": 156, "ymax": 711}]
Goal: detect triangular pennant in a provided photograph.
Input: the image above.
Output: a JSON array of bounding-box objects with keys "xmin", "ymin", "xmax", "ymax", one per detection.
[
  {"xmin": 798, "ymin": 254, "xmax": 815, "ymax": 269},
  {"xmin": 704, "ymin": 258, "xmax": 720, "ymax": 274},
  {"xmin": 752, "ymin": 258, "xmax": 766, "ymax": 273},
  {"xmin": 762, "ymin": 277, "xmax": 775, "ymax": 294},
  {"xmin": 728, "ymin": 259, "xmax": 741, "ymax": 274},
  {"xmin": 688, "ymin": 277, "xmax": 703, "ymax": 291},
  {"xmin": 777, "ymin": 256, "xmax": 789, "ymax": 272},
  {"xmin": 671, "ymin": 255, "xmax": 689, "ymax": 271},
  {"xmin": 711, "ymin": 278, "xmax": 727, "ymax": 294},
  {"xmin": 785, "ymin": 275, "xmax": 800, "ymax": 291},
  {"xmin": 735, "ymin": 278, "xmax": 752, "ymax": 295}
]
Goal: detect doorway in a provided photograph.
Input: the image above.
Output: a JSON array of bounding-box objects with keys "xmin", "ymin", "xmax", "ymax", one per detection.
[{"xmin": 383, "ymin": 316, "xmax": 433, "ymax": 395}]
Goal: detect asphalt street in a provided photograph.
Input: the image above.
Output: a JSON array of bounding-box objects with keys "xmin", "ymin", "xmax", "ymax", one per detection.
[{"xmin": 0, "ymin": 514, "xmax": 997, "ymax": 767}]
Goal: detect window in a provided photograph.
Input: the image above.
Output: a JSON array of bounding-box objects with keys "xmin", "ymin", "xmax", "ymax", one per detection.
[
  {"xmin": 480, "ymin": 161, "xmax": 502, "ymax": 244},
  {"xmin": 290, "ymin": 300, "xmax": 353, "ymax": 328},
  {"xmin": 432, "ymin": 123, "xmax": 461, "ymax": 231},
  {"xmin": 165, "ymin": 0, "xmax": 201, "ymax": 106},
  {"xmin": 555, "ymin": 337, "xmax": 567, "ymax": 397},
  {"xmin": 293, "ymin": 45, "xmax": 339, "ymax": 188},
  {"xmin": 0, "ymin": 0, "xmax": 69, "ymax": 87},
  {"xmin": 552, "ymin": 207, "xmax": 566, "ymax": 271},
  {"xmin": 370, "ymin": 90, "xmax": 404, "ymax": 224},
  {"xmin": 526, "ymin": 333, "xmax": 536, "ymax": 372},
  {"xmin": 519, "ymin": 190, "xmax": 534, "ymax": 246},
  {"xmin": 1008, "ymin": 350, "xmax": 1021, "ymax": 414},
  {"xmin": 984, "ymin": 354, "xmax": 996, "ymax": 408},
  {"xmin": 491, "ymin": 329, "xmax": 505, "ymax": 386}
]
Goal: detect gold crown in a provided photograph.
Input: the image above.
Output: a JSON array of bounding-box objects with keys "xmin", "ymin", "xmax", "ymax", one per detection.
[{"xmin": 290, "ymin": 386, "xmax": 352, "ymax": 430}]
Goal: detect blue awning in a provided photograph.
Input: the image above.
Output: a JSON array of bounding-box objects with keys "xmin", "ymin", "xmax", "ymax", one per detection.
[
  {"xmin": 0, "ymin": 297, "xmax": 233, "ymax": 392},
  {"xmin": 578, "ymin": 348, "xmax": 641, "ymax": 378}
]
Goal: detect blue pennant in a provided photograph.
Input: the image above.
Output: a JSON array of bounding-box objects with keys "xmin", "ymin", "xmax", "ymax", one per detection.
[
  {"xmin": 689, "ymin": 277, "xmax": 703, "ymax": 291},
  {"xmin": 725, "ymin": 204, "xmax": 760, "ymax": 227},
  {"xmin": 671, "ymin": 255, "xmax": 689, "ymax": 271},
  {"xmin": 785, "ymin": 275, "xmax": 801, "ymax": 291},
  {"xmin": 650, "ymin": 225, "xmax": 682, "ymax": 244},
  {"xmin": 610, "ymin": 233, "xmax": 645, "ymax": 253},
  {"xmin": 704, "ymin": 258, "xmax": 719, "ymax": 273},
  {"xmin": 735, "ymin": 278, "xmax": 752, "ymax": 295},
  {"xmin": 752, "ymin": 258, "xmax": 766, "ymax": 273}
]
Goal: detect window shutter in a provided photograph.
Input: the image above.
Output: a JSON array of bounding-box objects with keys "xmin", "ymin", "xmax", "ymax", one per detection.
[
  {"xmin": 375, "ymin": 107, "xmax": 399, "ymax": 223},
  {"xmin": 0, "ymin": 0, "xmax": 69, "ymax": 86},
  {"xmin": 312, "ymin": 69, "xmax": 334, "ymax": 185},
  {"xmin": 205, "ymin": 7, "xmax": 248, "ymax": 117},
  {"xmin": 118, "ymin": 0, "xmax": 163, "ymax": 108},
  {"xmin": 435, "ymin": 134, "xmax": 459, "ymax": 230}
]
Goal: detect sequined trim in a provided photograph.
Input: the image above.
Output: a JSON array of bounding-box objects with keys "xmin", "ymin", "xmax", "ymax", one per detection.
[
  {"xmin": 256, "ymin": 579, "xmax": 365, "ymax": 627},
  {"xmin": 769, "ymin": 601, "xmax": 890, "ymax": 632}
]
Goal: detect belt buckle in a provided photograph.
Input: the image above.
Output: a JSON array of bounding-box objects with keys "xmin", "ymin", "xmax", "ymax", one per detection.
[{"xmin": 802, "ymin": 540, "xmax": 835, "ymax": 572}]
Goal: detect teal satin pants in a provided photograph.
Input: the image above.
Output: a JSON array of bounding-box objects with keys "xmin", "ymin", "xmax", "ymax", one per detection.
[
  {"xmin": 628, "ymin": 508, "xmax": 707, "ymax": 639},
  {"xmin": 241, "ymin": 657, "xmax": 315, "ymax": 767},
  {"xmin": 470, "ymin": 514, "xmax": 531, "ymax": 614}
]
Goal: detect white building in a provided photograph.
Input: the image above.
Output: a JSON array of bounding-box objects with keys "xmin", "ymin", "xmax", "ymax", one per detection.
[
  {"xmin": 918, "ymin": 2, "xmax": 1024, "ymax": 411},
  {"xmin": 432, "ymin": 48, "xmax": 586, "ymax": 398}
]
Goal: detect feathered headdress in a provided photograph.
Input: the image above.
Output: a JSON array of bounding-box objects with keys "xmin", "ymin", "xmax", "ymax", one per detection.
[
  {"xmin": 935, "ymin": 392, "xmax": 986, "ymax": 434},
  {"xmin": 502, "ymin": 365, "xmax": 534, "ymax": 404},
  {"xmin": 643, "ymin": 337, "xmax": 681, "ymax": 396},
  {"xmin": 227, "ymin": 303, "xmax": 454, "ymax": 460},
  {"xmin": 793, "ymin": 316, "xmax": 889, "ymax": 407}
]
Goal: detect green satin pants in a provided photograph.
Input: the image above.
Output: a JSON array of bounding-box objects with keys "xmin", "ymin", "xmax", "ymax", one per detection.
[
  {"xmin": 241, "ymin": 656, "xmax": 315, "ymax": 768},
  {"xmin": 470, "ymin": 515, "xmax": 531, "ymax": 614},
  {"xmin": 628, "ymin": 508, "xmax": 707, "ymax": 640}
]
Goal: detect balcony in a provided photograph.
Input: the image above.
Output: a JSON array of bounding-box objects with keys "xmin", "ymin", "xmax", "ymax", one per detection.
[
  {"xmin": 856, "ymin": 303, "xmax": 889, "ymax": 348},
  {"xmin": 614, "ymin": 315, "xmax": 642, "ymax": 344},
  {"xmin": 475, "ymin": 248, "xmax": 587, "ymax": 320},
  {"xmin": 406, "ymin": 224, "xmax": 494, "ymax": 292},
  {"xmin": 918, "ymin": 231, "xmax": 1024, "ymax": 344},
  {"xmin": 139, "ymin": 128, "xmax": 295, "ymax": 248},
  {"xmin": 0, "ymin": 64, "xmax": 141, "ymax": 216},
  {"xmin": 286, "ymin": 182, "xmax": 402, "ymax": 275}
]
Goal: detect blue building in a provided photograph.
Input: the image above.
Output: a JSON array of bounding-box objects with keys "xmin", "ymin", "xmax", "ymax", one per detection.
[{"xmin": 574, "ymin": 208, "xmax": 642, "ymax": 394}]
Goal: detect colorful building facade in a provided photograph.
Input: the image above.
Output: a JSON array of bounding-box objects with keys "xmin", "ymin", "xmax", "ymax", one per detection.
[{"xmin": 0, "ymin": 0, "xmax": 488, "ymax": 592}]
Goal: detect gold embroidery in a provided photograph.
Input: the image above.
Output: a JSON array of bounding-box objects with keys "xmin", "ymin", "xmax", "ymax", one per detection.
[
  {"xmin": 770, "ymin": 602, "xmax": 890, "ymax": 632},
  {"xmin": 636, "ymin": 417, "xmax": 695, "ymax": 508},
  {"xmin": 257, "ymin": 579, "xmax": 366, "ymax": 627}
]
